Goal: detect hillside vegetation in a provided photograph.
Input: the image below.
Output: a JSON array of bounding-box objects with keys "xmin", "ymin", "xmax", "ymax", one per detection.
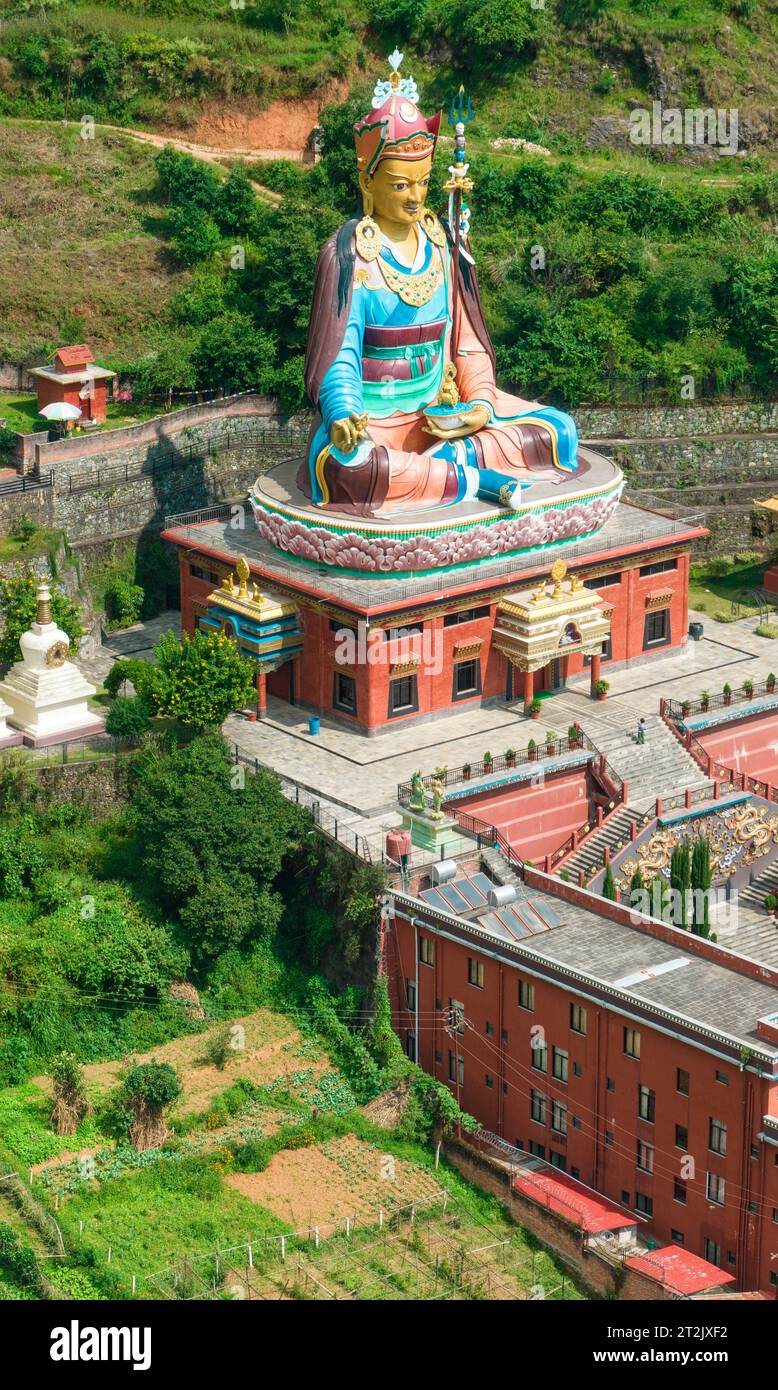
[
  {"xmin": 0, "ymin": 0, "xmax": 777, "ymax": 155},
  {"xmin": 0, "ymin": 0, "xmax": 776, "ymax": 404}
]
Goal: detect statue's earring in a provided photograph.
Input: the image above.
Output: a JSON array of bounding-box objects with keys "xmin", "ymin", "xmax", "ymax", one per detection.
[{"xmin": 356, "ymin": 180, "xmax": 381, "ymax": 262}]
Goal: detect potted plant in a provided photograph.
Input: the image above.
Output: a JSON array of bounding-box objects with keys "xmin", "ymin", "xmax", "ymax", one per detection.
[
  {"xmin": 568, "ymin": 724, "xmax": 579, "ymax": 749},
  {"xmin": 768, "ymin": 673, "xmax": 776, "ymax": 694},
  {"xmin": 462, "ymin": 762, "xmax": 471, "ymax": 781},
  {"xmin": 594, "ymin": 679, "xmax": 609, "ymax": 702},
  {"xmin": 483, "ymin": 750, "xmax": 493, "ymax": 770},
  {"xmin": 528, "ymin": 738, "xmax": 537, "ymax": 761},
  {"xmin": 743, "ymin": 678, "xmax": 754, "ymax": 699},
  {"xmin": 505, "ymin": 747, "xmax": 516, "ymax": 768},
  {"xmin": 766, "ymin": 893, "xmax": 778, "ymax": 917},
  {"xmin": 527, "ymin": 698, "xmax": 542, "ymax": 720},
  {"xmin": 545, "ymin": 730, "xmax": 557, "ymax": 754},
  {"xmin": 681, "ymin": 699, "xmax": 692, "ymax": 719},
  {"xmin": 700, "ymin": 690, "xmax": 710, "ymax": 712},
  {"xmin": 723, "ymin": 682, "xmax": 732, "ymax": 706}
]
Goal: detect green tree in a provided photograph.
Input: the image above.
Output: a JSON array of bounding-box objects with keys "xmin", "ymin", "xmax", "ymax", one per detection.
[
  {"xmin": 169, "ymin": 207, "xmax": 222, "ymax": 267},
  {"xmin": 130, "ymin": 732, "xmax": 306, "ymax": 963},
  {"xmin": 0, "ymin": 568, "xmax": 83, "ymax": 665},
  {"xmin": 602, "ymin": 862, "xmax": 618, "ymax": 902},
  {"xmin": 119, "ymin": 1060, "xmax": 181, "ymax": 1150},
  {"xmin": 214, "ymin": 166, "xmax": 258, "ymax": 235},
  {"xmin": 670, "ymin": 838, "xmax": 691, "ymax": 929},
  {"xmin": 442, "ymin": 0, "xmax": 543, "ymax": 66},
  {"xmin": 155, "ymin": 147, "xmax": 220, "ymax": 212},
  {"xmin": 691, "ymin": 835, "xmax": 712, "ymax": 936},
  {"xmin": 149, "ymin": 628, "xmax": 255, "ymax": 727},
  {"xmin": 192, "ymin": 312, "xmax": 276, "ymax": 393}
]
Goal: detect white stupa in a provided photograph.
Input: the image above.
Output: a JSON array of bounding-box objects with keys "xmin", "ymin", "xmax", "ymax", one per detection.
[
  {"xmin": 0, "ymin": 691, "xmax": 22, "ymax": 749},
  {"xmin": 0, "ymin": 581, "xmax": 105, "ymax": 747}
]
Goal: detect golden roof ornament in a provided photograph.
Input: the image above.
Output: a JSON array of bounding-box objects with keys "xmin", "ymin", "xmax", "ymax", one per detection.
[
  {"xmin": 551, "ymin": 558, "xmax": 567, "ymax": 600},
  {"xmin": 36, "ymin": 581, "xmax": 52, "ymax": 626},
  {"xmin": 236, "ymin": 555, "xmax": 250, "ymax": 599}
]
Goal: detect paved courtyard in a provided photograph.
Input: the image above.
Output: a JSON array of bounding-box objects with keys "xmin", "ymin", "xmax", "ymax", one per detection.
[{"xmin": 75, "ymin": 604, "xmax": 778, "ymax": 851}]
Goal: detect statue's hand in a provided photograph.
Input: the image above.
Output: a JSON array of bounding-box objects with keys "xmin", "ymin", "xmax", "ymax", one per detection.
[
  {"xmin": 330, "ymin": 412, "xmax": 369, "ymax": 454},
  {"xmin": 423, "ymin": 403, "xmax": 490, "ymax": 440}
]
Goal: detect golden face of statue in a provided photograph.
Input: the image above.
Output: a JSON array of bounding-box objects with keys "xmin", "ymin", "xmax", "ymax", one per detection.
[{"xmin": 362, "ymin": 154, "xmax": 433, "ymax": 227}]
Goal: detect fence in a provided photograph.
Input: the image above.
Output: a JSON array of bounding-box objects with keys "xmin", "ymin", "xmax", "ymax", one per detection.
[
  {"xmin": 397, "ymin": 727, "xmax": 599, "ymax": 802},
  {"xmin": 0, "ymin": 469, "xmax": 53, "ymax": 495},
  {"xmin": 660, "ymin": 693, "xmax": 778, "ymax": 805},
  {"xmin": 66, "ymin": 426, "xmax": 302, "ymax": 495},
  {"xmin": 663, "ymin": 679, "xmax": 778, "ymax": 724}
]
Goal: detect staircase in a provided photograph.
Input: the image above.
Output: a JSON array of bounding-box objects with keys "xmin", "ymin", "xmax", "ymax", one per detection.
[
  {"xmin": 738, "ymin": 856, "xmax": 778, "ymax": 914},
  {"xmin": 556, "ymin": 806, "xmax": 645, "ymax": 881},
  {"xmin": 593, "ymin": 715, "xmax": 710, "ymax": 808}
]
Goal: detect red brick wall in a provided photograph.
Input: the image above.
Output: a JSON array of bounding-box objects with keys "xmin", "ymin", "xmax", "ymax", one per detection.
[
  {"xmin": 696, "ymin": 710, "xmax": 778, "ymax": 785},
  {"xmin": 449, "ymin": 767, "xmax": 591, "ymax": 861},
  {"xmin": 389, "ymin": 908, "xmax": 777, "ymax": 1293}
]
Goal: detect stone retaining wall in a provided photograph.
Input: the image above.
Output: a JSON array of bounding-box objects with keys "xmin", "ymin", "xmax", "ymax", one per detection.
[
  {"xmin": 575, "ymin": 400, "xmax": 778, "ymax": 440},
  {"xmin": 32, "ymin": 391, "xmax": 283, "ymax": 484}
]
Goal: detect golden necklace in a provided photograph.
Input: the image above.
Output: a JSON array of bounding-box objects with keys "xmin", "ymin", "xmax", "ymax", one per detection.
[{"xmin": 377, "ymin": 247, "xmax": 444, "ymax": 307}]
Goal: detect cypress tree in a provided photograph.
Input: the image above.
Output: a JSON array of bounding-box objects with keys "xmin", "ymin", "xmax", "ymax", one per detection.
[{"xmin": 603, "ymin": 863, "xmax": 618, "ymax": 902}]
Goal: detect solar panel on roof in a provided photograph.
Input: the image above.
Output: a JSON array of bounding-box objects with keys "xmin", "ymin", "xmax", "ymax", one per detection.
[
  {"xmin": 499, "ymin": 906, "xmax": 531, "ymax": 939},
  {"xmin": 420, "ymin": 887, "xmax": 448, "ymax": 911},
  {"xmin": 527, "ymin": 897, "xmax": 562, "ymax": 928},
  {"xmin": 439, "ymin": 884, "xmax": 471, "ymax": 914},
  {"xmin": 479, "ymin": 913, "xmax": 521, "ymax": 941},
  {"xmin": 456, "ymin": 879, "xmax": 488, "ymax": 908},
  {"xmin": 470, "ymin": 873, "xmax": 495, "ymax": 895}
]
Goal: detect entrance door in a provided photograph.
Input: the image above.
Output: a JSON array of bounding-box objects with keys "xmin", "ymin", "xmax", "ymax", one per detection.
[{"xmin": 548, "ymin": 658, "xmax": 567, "ymax": 691}]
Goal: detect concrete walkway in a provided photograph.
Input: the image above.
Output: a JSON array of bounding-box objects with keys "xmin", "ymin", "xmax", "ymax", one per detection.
[{"xmin": 72, "ymin": 603, "xmax": 778, "ymax": 879}]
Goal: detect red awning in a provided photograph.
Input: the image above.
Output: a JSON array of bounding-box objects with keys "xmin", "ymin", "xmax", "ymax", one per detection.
[
  {"xmin": 625, "ymin": 1245, "xmax": 736, "ymax": 1296},
  {"xmin": 512, "ymin": 1168, "xmax": 635, "ymax": 1233}
]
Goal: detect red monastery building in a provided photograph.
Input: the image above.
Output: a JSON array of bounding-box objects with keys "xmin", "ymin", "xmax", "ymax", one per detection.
[
  {"xmin": 164, "ymin": 493, "xmax": 705, "ymax": 734},
  {"xmin": 384, "ymin": 862, "xmax": 778, "ymax": 1296}
]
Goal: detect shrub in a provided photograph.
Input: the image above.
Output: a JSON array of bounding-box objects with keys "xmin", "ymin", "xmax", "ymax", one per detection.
[
  {"xmin": 9, "ymin": 515, "xmax": 37, "ymax": 543},
  {"xmin": 756, "ymin": 624, "xmax": 778, "ymax": 639},
  {"xmin": 0, "ymin": 568, "xmax": 83, "ymax": 665},
  {"xmin": 119, "ymin": 1061, "xmax": 181, "ymax": 1150},
  {"xmin": 105, "ymin": 695, "xmax": 151, "ymax": 742},
  {"xmin": 105, "ymin": 577, "xmax": 144, "ymax": 628}
]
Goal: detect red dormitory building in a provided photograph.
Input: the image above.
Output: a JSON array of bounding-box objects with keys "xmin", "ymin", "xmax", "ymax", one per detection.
[
  {"xmin": 164, "ymin": 501, "xmax": 705, "ymax": 732},
  {"xmin": 385, "ymin": 867, "xmax": 778, "ymax": 1295}
]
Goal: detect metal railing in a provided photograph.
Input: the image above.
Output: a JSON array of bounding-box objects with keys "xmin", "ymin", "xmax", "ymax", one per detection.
[
  {"xmin": 67, "ymin": 427, "xmax": 302, "ymax": 495},
  {"xmin": 0, "ymin": 469, "xmax": 53, "ymax": 495},
  {"xmin": 664, "ymin": 680, "xmax": 778, "ymax": 723},
  {"xmin": 397, "ymin": 728, "xmax": 596, "ymax": 802}
]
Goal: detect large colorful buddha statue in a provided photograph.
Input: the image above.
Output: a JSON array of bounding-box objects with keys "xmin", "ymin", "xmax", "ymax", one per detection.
[{"xmin": 301, "ymin": 54, "xmax": 580, "ymax": 517}]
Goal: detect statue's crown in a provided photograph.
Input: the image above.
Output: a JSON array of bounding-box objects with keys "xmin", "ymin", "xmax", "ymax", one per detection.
[{"xmin": 354, "ymin": 50, "xmax": 441, "ymax": 175}]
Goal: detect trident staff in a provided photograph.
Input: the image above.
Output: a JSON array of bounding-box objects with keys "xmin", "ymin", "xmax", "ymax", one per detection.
[{"xmin": 445, "ymin": 86, "xmax": 475, "ymax": 343}]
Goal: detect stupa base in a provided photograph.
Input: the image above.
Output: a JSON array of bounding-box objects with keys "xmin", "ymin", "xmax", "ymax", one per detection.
[{"xmin": 16, "ymin": 715, "xmax": 106, "ymax": 749}]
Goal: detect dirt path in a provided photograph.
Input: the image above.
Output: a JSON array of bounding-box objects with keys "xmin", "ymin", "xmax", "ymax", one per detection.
[{"xmin": 95, "ymin": 124, "xmax": 284, "ymax": 203}]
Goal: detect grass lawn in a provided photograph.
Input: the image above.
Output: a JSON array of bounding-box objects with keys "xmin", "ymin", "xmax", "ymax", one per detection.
[
  {"xmin": 0, "ymin": 524, "xmax": 63, "ymax": 564},
  {"xmin": 688, "ymin": 560, "xmax": 769, "ymax": 622},
  {"xmin": 0, "ymin": 393, "xmax": 42, "ymax": 434},
  {"xmin": 0, "ymin": 392, "xmax": 170, "ymax": 438}
]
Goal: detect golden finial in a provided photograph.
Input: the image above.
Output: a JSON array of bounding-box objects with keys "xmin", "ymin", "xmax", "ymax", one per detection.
[
  {"xmin": 220, "ymin": 574, "xmax": 232, "ymax": 592},
  {"xmin": 252, "ymin": 578, "xmax": 263, "ymax": 606},
  {"xmin": 551, "ymin": 558, "xmax": 567, "ymax": 601},
  {"xmin": 236, "ymin": 556, "xmax": 250, "ymax": 599},
  {"xmin": 36, "ymin": 581, "xmax": 52, "ymax": 626}
]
